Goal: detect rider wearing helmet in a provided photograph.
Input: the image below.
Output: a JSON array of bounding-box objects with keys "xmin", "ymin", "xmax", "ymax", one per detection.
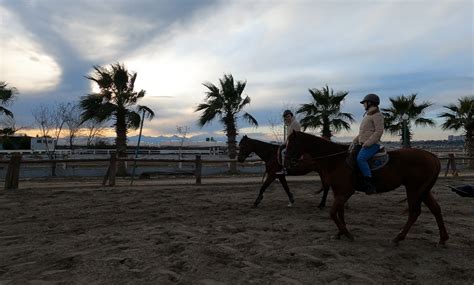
[
  {"xmin": 353, "ymin": 94, "xmax": 384, "ymax": 194},
  {"xmin": 276, "ymin": 110, "xmax": 301, "ymax": 175}
]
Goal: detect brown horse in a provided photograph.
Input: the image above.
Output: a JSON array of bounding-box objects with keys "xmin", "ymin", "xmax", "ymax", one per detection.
[
  {"xmin": 285, "ymin": 131, "xmax": 449, "ymax": 245},
  {"xmin": 237, "ymin": 135, "xmax": 332, "ymax": 208}
]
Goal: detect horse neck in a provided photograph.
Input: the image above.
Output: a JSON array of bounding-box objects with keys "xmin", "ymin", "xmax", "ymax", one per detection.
[
  {"xmin": 249, "ymin": 139, "xmax": 276, "ymax": 162},
  {"xmin": 302, "ymin": 135, "xmax": 347, "ymax": 157}
]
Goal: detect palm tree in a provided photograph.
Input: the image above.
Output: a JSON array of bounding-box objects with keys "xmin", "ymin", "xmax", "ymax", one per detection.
[
  {"xmin": 0, "ymin": 81, "xmax": 17, "ymax": 119},
  {"xmin": 438, "ymin": 96, "xmax": 474, "ymax": 167},
  {"xmin": 381, "ymin": 94, "xmax": 435, "ymax": 148},
  {"xmin": 80, "ymin": 63, "xmax": 155, "ymax": 175},
  {"xmin": 195, "ymin": 74, "xmax": 258, "ymax": 173},
  {"xmin": 296, "ymin": 85, "xmax": 354, "ymax": 140}
]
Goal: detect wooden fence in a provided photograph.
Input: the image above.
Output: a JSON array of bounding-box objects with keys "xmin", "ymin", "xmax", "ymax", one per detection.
[{"xmin": 0, "ymin": 153, "xmax": 471, "ymax": 190}]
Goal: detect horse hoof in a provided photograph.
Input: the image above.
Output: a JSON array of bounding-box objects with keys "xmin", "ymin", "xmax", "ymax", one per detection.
[
  {"xmin": 390, "ymin": 239, "xmax": 400, "ymax": 247},
  {"xmin": 252, "ymin": 204, "xmax": 259, "ymax": 208},
  {"xmin": 345, "ymin": 233, "xmax": 355, "ymax": 242},
  {"xmin": 287, "ymin": 203, "xmax": 293, "ymax": 207},
  {"xmin": 436, "ymin": 241, "xmax": 448, "ymax": 248}
]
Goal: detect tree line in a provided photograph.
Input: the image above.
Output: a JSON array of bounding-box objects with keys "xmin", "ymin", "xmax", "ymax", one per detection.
[{"xmin": 1, "ymin": 62, "xmax": 473, "ymax": 174}]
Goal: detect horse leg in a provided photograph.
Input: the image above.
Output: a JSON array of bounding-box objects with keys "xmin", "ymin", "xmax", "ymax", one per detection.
[
  {"xmin": 277, "ymin": 175, "xmax": 295, "ymax": 207},
  {"xmin": 253, "ymin": 174, "xmax": 276, "ymax": 208},
  {"xmin": 392, "ymin": 190, "xmax": 422, "ymax": 245},
  {"xmin": 330, "ymin": 194, "xmax": 354, "ymax": 241},
  {"xmin": 422, "ymin": 191, "xmax": 449, "ymax": 245},
  {"xmin": 317, "ymin": 177, "xmax": 330, "ymax": 209}
]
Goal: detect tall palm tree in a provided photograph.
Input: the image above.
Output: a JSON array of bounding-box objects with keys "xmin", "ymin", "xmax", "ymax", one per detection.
[
  {"xmin": 0, "ymin": 81, "xmax": 17, "ymax": 118},
  {"xmin": 195, "ymin": 74, "xmax": 258, "ymax": 173},
  {"xmin": 438, "ymin": 96, "xmax": 474, "ymax": 167},
  {"xmin": 381, "ymin": 94, "xmax": 435, "ymax": 148},
  {"xmin": 296, "ymin": 85, "xmax": 354, "ymax": 140},
  {"xmin": 80, "ymin": 63, "xmax": 155, "ymax": 175}
]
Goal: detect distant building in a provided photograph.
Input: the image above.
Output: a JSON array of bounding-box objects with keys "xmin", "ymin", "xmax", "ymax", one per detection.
[
  {"xmin": 31, "ymin": 137, "xmax": 57, "ymax": 151},
  {"xmin": 448, "ymin": 135, "xmax": 465, "ymax": 142}
]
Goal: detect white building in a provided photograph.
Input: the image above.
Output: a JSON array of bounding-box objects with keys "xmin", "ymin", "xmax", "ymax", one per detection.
[
  {"xmin": 30, "ymin": 137, "xmax": 57, "ymax": 151},
  {"xmin": 448, "ymin": 135, "xmax": 465, "ymax": 142}
]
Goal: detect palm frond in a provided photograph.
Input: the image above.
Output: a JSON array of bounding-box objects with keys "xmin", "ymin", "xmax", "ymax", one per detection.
[
  {"xmin": 126, "ymin": 110, "xmax": 142, "ymax": 130},
  {"xmin": 242, "ymin": 112, "xmax": 258, "ymax": 127},
  {"xmin": 137, "ymin": 105, "xmax": 155, "ymax": 120}
]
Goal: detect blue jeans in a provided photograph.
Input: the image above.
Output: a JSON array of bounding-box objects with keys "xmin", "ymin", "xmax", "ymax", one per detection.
[{"xmin": 357, "ymin": 144, "xmax": 380, "ymax": 177}]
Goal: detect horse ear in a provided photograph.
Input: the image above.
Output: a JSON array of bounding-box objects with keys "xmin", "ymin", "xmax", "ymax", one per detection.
[{"xmin": 243, "ymin": 135, "xmax": 248, "ymax": 138}]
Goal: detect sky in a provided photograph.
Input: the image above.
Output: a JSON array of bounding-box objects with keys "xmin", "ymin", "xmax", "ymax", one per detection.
[{"xmin": 0, "ymin": 0, "xmax": 473, "ymax": 142}]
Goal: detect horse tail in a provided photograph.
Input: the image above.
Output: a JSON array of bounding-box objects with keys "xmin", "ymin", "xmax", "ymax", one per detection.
[{"xmin": 421, "ymin": 151, "xmax": 441, "ymax": 199}]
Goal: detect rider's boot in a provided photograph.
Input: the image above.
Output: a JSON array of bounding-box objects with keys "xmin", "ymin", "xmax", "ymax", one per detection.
[
  {"xmin": 275, "ymin": 167, "xmax": 287, "ymax": 175},
  {"xmin": 363, "ymin": 176, "xmax": 377, "ymax": 195}
]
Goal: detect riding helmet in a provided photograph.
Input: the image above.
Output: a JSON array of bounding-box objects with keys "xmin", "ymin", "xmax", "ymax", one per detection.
[
  {"xmin": 283, "ymin": 110, "xmax": 293, "ymax": 117},
  {"xmin": 360, "ymin": 93, "xmax": 380, "ymax": 106}
]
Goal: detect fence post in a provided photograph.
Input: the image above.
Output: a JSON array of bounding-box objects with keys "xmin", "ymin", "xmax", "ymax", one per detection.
[
  {"xmin": 102, "ymin": 153, "xmax": 117, "ymax": 186},
  {"xmin": 195, "ymin": 155, "xmax": 202, "ymax": 185},
  {"xmin": 5, "ymin": 153, "xmax": 22, "ymax": 190},
  {"xmin": 445, "ymin": 153, "xmax": 458, "ymax": 177}
]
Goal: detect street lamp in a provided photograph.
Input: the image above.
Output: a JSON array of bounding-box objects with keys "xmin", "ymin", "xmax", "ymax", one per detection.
[{"xmin": 402, "ymin": 114, "xmax": 409, "ymax": 148}]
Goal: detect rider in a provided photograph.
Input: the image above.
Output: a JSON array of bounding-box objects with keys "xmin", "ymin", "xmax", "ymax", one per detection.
[
  {"xmin": 352, "ymin": 93, "xmax": 384, "ymax": 194},
  {"xmin": 276, "ymin": 110, "xmax": 301, "ymax": 175}
]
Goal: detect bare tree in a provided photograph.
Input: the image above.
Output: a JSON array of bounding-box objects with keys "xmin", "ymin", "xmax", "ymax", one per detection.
[
  {"xmin": 267, "ymin": 115, "xmax": 284, "ymax": 144},
  {"xmin": 32, "ymin": 103, "xmax": 71, "ymax": 155},
  {"xmin": 32, "ymin": 103, "xmax": 69, "ymax": 176},
  {"xmin": 82, "ymin": 119, "xmax": 107, "ymax": 147},
  {"xmin": 63, "ymin": 103, "xmax": 83, "ymax": 149}
]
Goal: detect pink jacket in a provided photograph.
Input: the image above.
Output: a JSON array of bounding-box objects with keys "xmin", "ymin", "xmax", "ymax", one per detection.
[{"xmin": 353, "ymin": 106, "xmax": 384, "ymax": 147}]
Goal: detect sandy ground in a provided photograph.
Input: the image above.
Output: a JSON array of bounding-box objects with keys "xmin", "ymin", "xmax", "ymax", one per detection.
[{"xmin": 0, "ymin": 175, "xmax": 473, "ymax": 284}]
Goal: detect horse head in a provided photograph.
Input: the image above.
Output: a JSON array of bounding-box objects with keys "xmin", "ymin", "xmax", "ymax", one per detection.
[
  {"xmin": 285, "ymin": 131, "xmax": 305, "ymax": 169},
  {"xmin": 238, "ymin": 135, "xmax": 253, "ymax": 162}
]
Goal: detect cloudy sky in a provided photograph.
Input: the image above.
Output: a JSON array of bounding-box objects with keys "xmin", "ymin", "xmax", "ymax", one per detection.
[{"xmin": 1, "ymin": 0, "xmax": 472, "ymax": 142}]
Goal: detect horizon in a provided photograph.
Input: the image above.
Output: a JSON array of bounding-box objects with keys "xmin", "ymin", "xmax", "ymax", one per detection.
[{"xmin": 1, "ymin": 0, "xmax": 473, "ymax": 142}]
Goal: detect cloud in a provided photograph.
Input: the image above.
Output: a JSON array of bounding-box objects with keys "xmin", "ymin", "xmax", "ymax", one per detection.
[
  {"xmin": 0, "ymin": 6, "xmax": 61, "ymax": 92},
  {"xmin": 1, "ymin": 0, "xmax": 472, "ymax": 141}
]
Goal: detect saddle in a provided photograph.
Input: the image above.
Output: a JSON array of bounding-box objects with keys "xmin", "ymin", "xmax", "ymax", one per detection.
[
  {"xmin": 347, "ymin": 144, "xmax": 389, "ymax": 171},
  {"xmin": 347, "ymin": 144, "xmax": 390, "ymax": 193},
  {"xmin": 370, "ymin": 146, "xmax": 389, "ymax": 171}
]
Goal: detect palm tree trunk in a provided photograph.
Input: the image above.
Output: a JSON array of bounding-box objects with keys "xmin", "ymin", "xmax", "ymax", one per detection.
[
  {"xmin": 115, "ymin": 113, "xmax": 128, "ymax": 176},
  {"xmin": 466, "ymin": 129, "xmax": 474, "ymax": 168},
  {"xmin": 226, "ymin": 130, "xmax": 238, "ymax": 174},
  {"xmin": 322, "ymin": 119, "xmax": 331, "ymax": 140}
]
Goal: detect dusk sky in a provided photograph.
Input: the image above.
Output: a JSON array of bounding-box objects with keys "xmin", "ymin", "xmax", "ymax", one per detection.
[{"xmin": 1, "ymin": 0, "xmax": 473, "ymax": 142}]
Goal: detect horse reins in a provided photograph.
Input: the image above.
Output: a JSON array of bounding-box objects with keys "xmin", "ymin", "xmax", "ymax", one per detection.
[{"xmin": 301, "ymin": 150, "xmax": 349, "ymax": 162}]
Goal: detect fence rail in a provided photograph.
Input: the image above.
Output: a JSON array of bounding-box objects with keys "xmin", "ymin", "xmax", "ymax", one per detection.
[{"xmin": 0, "ymin": 153, "xmax": 471, "ymax": 190}]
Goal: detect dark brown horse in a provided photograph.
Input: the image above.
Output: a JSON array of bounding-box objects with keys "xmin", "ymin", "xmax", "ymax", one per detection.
[
  {"xmin": 237, "ymin": 135, "xmax": 332, "ymax": 208},
  {"xmin": 285, "ymin": 131, "xmax": 449, "ymax": 245}
]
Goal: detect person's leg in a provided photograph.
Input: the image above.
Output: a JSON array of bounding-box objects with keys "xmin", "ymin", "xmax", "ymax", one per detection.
[
  {"xmin": 356, "ymin": 144, "xmax": 380, "ymax": 194},
  {"xmin": 356, "ymin": 144, "xmax": 380, "ymax": 177},
  {"xmin": 276, "ymin": 148, "xmax": 287, "ymax": 175}
]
